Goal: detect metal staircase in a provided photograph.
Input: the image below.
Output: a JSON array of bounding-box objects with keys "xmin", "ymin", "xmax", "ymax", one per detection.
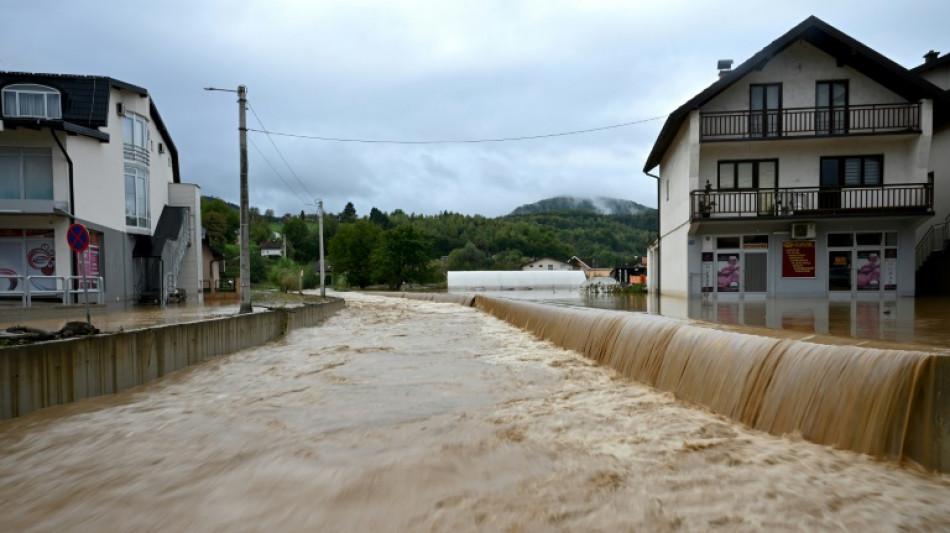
[
  {"xmin": 915, "ymin": 213, "xmax": 950, "ymax": 296},
  {"xmin": 133, "ymin": 206, "xmax": 191, "ymax": 305}
]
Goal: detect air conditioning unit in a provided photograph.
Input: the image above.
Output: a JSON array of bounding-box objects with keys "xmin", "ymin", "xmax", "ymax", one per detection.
[
  {"xmin": 116, "ymin": 102, "xmax": 125, "ymax": 116},
  {"xmin": 791, "ymin": 223, "xmax": 816, "ymax": 239}
]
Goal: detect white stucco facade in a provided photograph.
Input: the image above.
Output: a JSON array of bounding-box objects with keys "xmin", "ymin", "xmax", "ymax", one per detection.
[
  {"xmin": 645, "ymin": 17, "xmax": 947, "ymax": 302},
  {"xmin": 0, "ymin": 73, "xmax": 202, "ymax": 305}
]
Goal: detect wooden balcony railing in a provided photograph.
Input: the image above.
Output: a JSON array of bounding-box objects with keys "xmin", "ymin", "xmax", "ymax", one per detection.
[
  {"xmin": 691, "ymin": 183, "xmax": 933, "ymax": 220},
  {"xmin": 700, "ymin": 103, "xmax": 920, "ymax": 141}
]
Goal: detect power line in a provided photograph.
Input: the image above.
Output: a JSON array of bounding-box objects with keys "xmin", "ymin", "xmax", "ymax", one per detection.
[
  {"xmin": 244, "ymin": 114, "xmax": 668, "ymax": 145},
  {"xmin": 247, "ymin": 136, "xmax": 310, "ymax": 207},
  {"xmin": 247, "ymin": 102, "xmax": 317, "ymax": 199}
]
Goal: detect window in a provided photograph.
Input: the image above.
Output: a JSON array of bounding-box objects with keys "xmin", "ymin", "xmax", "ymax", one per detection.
[
  {"xmin": 123, "ymin": 113, "xmax": 150, "ymax": 228},
  {"xmin": 125, "ymin": 165, "xmax": 149, "ymax": 228},
  {"xmin": 2, "ymin": 84, "xmax": 62, "ymax": 119},
  {"xmin": 816, "ymin": 81, "xmax": 848, "ymax": 134},
  {"xmin": 122, "ymin": 113, "xmax": 150, "ymax": 165},
  {"xmin": 749, "ymin": 83, "xmax": 781, "ymax": 137},
  {"xmin": 0, "ymin": 148, "xmax": 53, "ymax": 200},
  {"xmin": 820, "ymin": 156, "xmax": 883, "ymax": 187},
  {"xmin": 718, "ymin": 160, "xmax": 778, "ymax": 190}
]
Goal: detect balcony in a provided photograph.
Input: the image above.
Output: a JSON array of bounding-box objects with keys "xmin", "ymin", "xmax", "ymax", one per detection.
[
  {"xmin": 700, "ymin": 103, "xmax": 920, "ymax": 141},
  {"xmin": 691, "ymin": 183, "xmax": 932, "ymax": 221}
]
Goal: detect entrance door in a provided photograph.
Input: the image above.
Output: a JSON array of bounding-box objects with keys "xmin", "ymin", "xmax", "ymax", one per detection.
[{"xmin": 828, "ymin": 250, "xmax": 851, "ymax": 292}]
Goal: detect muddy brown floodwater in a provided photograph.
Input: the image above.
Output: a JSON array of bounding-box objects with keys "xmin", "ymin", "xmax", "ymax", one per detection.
[{"xmin": 1, "ymin": 292, "xmax": 949, "ymax": 532}]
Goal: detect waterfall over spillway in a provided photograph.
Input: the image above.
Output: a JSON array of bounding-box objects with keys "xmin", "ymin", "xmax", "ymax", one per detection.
[{"xmin": 475, "ymin": 295, "xmax": 950, "ymax": 472}]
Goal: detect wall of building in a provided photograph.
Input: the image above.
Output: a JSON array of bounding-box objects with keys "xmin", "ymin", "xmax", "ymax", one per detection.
[
  {"xmin": 657, "ymin": 112, "xmax": 699, "ymax": 297},
  {"xmin": 691, "ymin": 218, "xmax": 918, "ymax": 298},
  {"xmin": 168, "ymin": 183, "xmax": 204, "ymax": 302},
  {"xmin": 700, "ymin": 134, "xmax": 926, "ymax": 188},
  {"xmin": 704, "ymin": 40, "xmax": 906, "ymax": 113}
]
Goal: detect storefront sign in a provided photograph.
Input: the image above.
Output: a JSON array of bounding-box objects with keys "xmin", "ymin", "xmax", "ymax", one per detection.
[{"xmin": 782, "ymin": 240, "xmax": 815, "ymax": 278}]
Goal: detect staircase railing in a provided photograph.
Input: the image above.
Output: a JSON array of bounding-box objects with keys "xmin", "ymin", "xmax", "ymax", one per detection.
[
  {"xmin": 161, "ymin": 208, "xmax": 191, "ymax": 304},
  {"xmin": 916, "ymin": 213, "xmax": 950, "ymax": 269}
]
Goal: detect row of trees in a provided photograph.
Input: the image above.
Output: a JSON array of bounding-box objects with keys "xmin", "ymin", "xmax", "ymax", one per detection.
[{"xmin": 201, "ymin": 197, "xmax": 657, "ymax": 290}]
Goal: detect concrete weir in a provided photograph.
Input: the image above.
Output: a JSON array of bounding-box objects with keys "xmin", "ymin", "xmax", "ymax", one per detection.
[
  {"xmin": 474, "ymin": 295, "xmax": 950, "ymax": 473},
  {"xmin": 0, "ymin": 298, "xmax": 345, "ymax": 419}
]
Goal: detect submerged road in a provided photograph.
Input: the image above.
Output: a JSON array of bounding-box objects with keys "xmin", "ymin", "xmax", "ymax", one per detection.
[{"xmin": 0, "ymin": 293, "xmax": 948, "ymax": 531}]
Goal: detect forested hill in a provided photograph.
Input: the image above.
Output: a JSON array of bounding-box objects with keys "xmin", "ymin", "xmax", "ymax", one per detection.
[
  {"xmin": 510, "ymin": 196, "xmax": 650, "ymax": 216},
  {"xmin": 201, "ymin": 195, "xmax": 657, "ymax": 287}
]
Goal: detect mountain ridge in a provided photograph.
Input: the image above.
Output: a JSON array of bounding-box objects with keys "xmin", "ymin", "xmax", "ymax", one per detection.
[{"xmin": 509, "ymin": 196, "xmax": 651, "ymax": 216}]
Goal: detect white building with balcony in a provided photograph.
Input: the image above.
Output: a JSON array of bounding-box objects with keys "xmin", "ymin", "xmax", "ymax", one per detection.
[
  {"xmin": 0, "ymin": 72, "xmax": 203, "ymax": 305},
  {"xmin": 644, "ymin": 16, "xmax": 950, "ymax": 301}
]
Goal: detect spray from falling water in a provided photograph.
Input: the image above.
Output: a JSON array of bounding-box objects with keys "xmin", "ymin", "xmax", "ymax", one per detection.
[{"xmin": 475, "ymin": 295, "xmax": 950, "ymax": 472}]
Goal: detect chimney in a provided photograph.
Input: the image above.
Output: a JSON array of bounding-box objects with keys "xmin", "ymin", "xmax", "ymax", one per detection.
[
  {"xmin": 717, "ymin": 59, "xmax": 733, "ymax": 79},
  {"xmin": 924, "ymin": 50, "xmax": 940, "ymax": 64}
]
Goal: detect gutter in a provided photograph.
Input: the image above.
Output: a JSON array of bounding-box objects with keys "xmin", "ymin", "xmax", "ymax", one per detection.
[
  {"xmin": 50, "ymin": 130, "xmax": 77, "ymax": 302},
  {"xmin": 645, "ymin": 170, "xmax": 660, "ymax": 296}
]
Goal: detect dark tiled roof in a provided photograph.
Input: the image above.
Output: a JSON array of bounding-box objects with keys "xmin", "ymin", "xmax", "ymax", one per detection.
[
  {"xmin": 643, "ymin": 16, "xmax": 950, "ymax": 173},
  {"xmin": 912, "ymin": 52, "xmax": 950, "ymax": 75}
]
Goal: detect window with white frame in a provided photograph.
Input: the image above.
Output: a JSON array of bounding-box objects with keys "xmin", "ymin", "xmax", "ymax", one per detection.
[
  {"xmin": 0, "ymin": 148, "xmax": 53, "ymax": 200},
  {"xmin": 2, "ymin": 84, "xmax": 62, "ymax": 120},
  {"xmin": 123, "ymin": 113, "xmax": 150, "ymax": 228},
  {"xmin": 125, "ymin": 165, "xmax": 149, "ymax": 228},
  {"xmin": 122, "ymin": 113, "xmax": 150, "ymax": 165}
]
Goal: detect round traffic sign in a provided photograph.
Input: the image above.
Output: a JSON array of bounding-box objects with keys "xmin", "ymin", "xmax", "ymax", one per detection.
[{"xmin": 67, "ymin": 223, "xmax": 90, "ymax": 252}]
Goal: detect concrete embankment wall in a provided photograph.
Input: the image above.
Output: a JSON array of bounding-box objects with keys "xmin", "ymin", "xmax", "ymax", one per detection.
[
  {"xmin": 475, "ymin": 295, "xmax": 950, "ymax": 473},
  {"xmin": 0, "ymin": 298, "xmax": 345, "ymax": 419}
]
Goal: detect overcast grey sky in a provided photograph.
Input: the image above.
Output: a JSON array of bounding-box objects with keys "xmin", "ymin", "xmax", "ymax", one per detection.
[{"xmin": 3, "ymin": 1, "xmax": 947, "ymax": 217}]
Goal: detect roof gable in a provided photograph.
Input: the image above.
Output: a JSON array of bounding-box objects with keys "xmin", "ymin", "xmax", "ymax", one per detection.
[{"xmin": 643, "ymin": 16, "xmax": 950, "ymax": 172}]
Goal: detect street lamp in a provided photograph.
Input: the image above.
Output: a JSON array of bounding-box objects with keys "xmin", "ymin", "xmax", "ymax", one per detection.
[{"xmin": 205, "ymin": 85, "xmax": 252, "ymax": 313}]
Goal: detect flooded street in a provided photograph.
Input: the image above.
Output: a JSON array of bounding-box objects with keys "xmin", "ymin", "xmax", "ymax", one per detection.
[{"xmin": 1, "ymin": 293, "xmax": 949, "ymax": 531}]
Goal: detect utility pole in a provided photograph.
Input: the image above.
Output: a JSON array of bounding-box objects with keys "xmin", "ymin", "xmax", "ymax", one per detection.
[
  {"xmin": 237, "ymin": 85, "xmax": 251, "ymax": 313},
  {"xmin": 205, "ymin": 84, "xmax": 252, "ymax": 313},
  {"xmin": 318, "ymin": 199, "xmax": 326, "ymax": 298}
]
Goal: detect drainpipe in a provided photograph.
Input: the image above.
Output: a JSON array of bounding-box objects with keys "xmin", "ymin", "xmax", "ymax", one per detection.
[
  {"xmin": 51, "ymin": 130, "xmax": 77, "ymax": 302},
  {"xmin": 645, "ymin": 170, "xmax": 661, "ymax": 297}
]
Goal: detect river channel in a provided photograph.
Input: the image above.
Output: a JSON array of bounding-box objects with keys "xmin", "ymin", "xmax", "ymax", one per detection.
[{"xmin": 0, "ymin": 292, "xmax": 948, "ymax": 531}]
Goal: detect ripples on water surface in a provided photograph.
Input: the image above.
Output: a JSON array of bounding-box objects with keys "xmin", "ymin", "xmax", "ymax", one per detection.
[{"xmin": 1, "ymin": 293, "xmax": 949, "ymax": 531}]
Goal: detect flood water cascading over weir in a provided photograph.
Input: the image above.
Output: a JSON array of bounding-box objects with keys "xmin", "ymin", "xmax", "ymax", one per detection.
[{"xmin": 473, "ymin": 296, "xmax": 950, "ymax": 473}]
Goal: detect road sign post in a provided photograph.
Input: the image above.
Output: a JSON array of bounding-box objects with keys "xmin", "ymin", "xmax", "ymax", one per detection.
[{"xmin": 67, "ymin": 223, "xmax": 91, "ymax": 325}]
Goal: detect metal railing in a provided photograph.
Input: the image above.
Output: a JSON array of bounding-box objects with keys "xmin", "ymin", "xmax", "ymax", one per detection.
[
  {"xmin": 0, "ymin": 275, "xmax": 104, "ymax": 307},
  {"xmin": 700, "ymin": 103, "xmax": 921, "ymax": 141},
  {"xmin": 915, "ymin": 213, "xmax": 950, "ymax": 268},
  {"xmin": 202, "ymin": 277, "xmax": 237, "ymax": 293},
  {"xmin": 692, "ymin": 183, "xmax": 933, "ymax": 220},
  {"xmin": 123, "ymin": 143, "xmax": 150, "ymax": 165}
]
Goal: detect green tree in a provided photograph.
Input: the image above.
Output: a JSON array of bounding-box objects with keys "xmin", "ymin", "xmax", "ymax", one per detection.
[
  {"xmin": 369, "ymin": 207, "xmax": 392, "ymax": 229},
  {"xmin": 374, "ymin": 225, "xmax": 433, "ymax": 290},
  {"xmin": 339, "ymin": 202, "xmax": 357, "ymax": 223},
  {"xmin": 328, "ymin": 220, "xmax": 381, "ymax": 288},
  {"xmin": 203, "ymin": 211, "xmax": 230, "ymax": 249},
  {"xmin": 282, "ymin": 217, "xmax": 312, "ymax": 262},
  {"xmin": 201, "ymin": 197, "xmax": 239, "ymax": 246},
  {"xmin": 445, "ymin": 241, "xmax": 488, "ymax": 271}
]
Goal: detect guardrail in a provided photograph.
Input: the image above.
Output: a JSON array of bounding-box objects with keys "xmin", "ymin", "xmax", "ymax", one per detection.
[
  {"xmin": 0, "ymin": 275, "xmax": 104, "ymax": 307},
  {"xmin": 692, "ymin": 183, "xmax": 932, "ymax": 220},
  {"xmin": 700, "ymin": 102, "xmax": 921, "ymax": 141}
]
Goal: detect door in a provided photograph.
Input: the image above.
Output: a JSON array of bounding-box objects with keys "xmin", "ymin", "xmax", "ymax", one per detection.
[
  {"xmin": 750, "ymin": 84, "xmax": 781, "ymax": 137},
  {"xmin": 816, "ymin": 81, "xmax": 848, "ymax": 134},
  {"xmin": 819, "ymin": 158, "xmax": 842, "ymax": 211},
  {"xmin": 828, "ymin": 250, "xmax": 852, "ymax": 292}
]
